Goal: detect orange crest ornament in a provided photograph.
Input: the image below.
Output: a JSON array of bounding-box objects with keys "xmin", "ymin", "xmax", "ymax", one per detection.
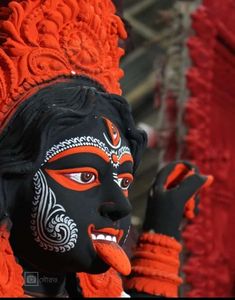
[{"xmin": 0, "ymin": 0, "xmax": 127, "ymax": 131}]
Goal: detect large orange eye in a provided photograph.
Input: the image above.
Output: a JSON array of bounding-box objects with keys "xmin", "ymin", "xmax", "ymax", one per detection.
[
  {"xmin": 114, "ymin": 173, "xmax": 133, "ymax": 197},
  {"xmin": 45, "ymin": 167, "xmax": 100, "ymax": 191},
  {"xmin": 119, "ymin": 177, "xmax": 132, "ymax": 189},
  {"xmin": 67, "ymin": 172, "xmax": 96, "ymax": 184}
]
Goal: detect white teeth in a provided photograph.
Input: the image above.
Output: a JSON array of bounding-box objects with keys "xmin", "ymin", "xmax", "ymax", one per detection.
[
  {"xmin": 105, "ymin": 235, "xmax": 112, "ymax": 241},
  {"xmin": 91, "ymin": 233, "xmax": 118, "ymax": 242},
  {"xmin": 96, "ymin": 234, "xmax": 105, "ymax": 240}
]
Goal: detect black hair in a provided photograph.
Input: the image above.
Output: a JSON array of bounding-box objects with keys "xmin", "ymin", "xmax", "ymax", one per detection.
[{"xmin": 0, "ymin": 76, "xmax": 147, "ymax": 178}]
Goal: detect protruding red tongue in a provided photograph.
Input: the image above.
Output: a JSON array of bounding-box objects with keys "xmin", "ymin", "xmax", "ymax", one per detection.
[{"xmin": 93, "ymin": 240, "xmax": 131, "ymax": 276}]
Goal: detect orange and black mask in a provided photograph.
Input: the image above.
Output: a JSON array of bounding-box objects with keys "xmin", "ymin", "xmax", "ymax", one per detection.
[{"xmin": 7, "ymin": 79, "xmax": 147, "ymax": 275}]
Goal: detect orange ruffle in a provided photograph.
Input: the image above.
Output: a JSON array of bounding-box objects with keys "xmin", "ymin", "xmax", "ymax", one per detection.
[
  {"xmin": 0, "ymin": 0, "xmax": 127, "ymax": 132},
  {"xmin": 124, "ymin": 233, "xmax": 182, "ymax": 297},
  {"xmin": 0, "ymin": 220, "xmax": 24, "ymax": 297},
  {"xmin": 77, "ymin": 268, "xmax": 123, "ymax": 298}
]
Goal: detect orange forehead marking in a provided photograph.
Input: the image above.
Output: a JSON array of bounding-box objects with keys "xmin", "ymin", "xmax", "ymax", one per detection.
[
  {"xmin": 103, "ymin": 117, "xmax": 121, "ymax": 147},
  {"xmin": 112, "ymin": 154, "xmax": 119, "ymax": 164},
  {"xmin": 48, "ymin": 146, "xmax": 110, "ymax": 163}
]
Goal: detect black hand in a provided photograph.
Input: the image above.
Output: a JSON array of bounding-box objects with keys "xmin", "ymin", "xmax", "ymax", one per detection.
[{"xmin": 143, "ymin": 161, "xmax": 208, "ymax": 240}]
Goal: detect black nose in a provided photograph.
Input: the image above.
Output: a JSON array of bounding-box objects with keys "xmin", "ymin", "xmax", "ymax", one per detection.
[{"xmin": 99, "ymin": 200, "xmax": 132, "ymax": 221}]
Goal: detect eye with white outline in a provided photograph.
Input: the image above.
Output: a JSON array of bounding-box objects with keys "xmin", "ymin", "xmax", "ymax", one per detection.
[
  {"xmin": 45, "ymin": 167, "xmax": 100, "ymax": 192},
  {"xmin": 114, "ymin": 173, "xmax": 134, "ymax": 191},
  {"xmin": 66, "ymin": 172, "xmax": 96, "ymax": 184}
]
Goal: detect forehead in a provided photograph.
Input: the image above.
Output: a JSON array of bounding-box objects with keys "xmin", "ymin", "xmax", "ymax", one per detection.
[
  {"xmin": 43, "ymin": 115, "xmax": 131, "ymax": 165},
  {"xmin": 53, "ymin": 115, "xmax": 128, "ymax": 145}
]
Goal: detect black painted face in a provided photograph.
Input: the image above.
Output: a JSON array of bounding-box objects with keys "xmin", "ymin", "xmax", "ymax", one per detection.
[{"xmin": 11, "ymin": 114, "xmax": 133, "ymax": 275}]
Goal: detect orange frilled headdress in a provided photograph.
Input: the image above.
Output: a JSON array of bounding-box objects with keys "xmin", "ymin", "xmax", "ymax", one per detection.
[{"xmin": 0, "ymin": 0, "xmax": 127, "ymax": 131}]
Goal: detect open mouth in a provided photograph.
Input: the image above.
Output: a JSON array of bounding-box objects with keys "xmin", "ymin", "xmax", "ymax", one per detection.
[
  {"xmin": 88, "ymin": 225, "xmax": 123, "ymax": 244},
  {"xmin": 88, "ymin": 224, "xmax": 131, "ymax": 276}
]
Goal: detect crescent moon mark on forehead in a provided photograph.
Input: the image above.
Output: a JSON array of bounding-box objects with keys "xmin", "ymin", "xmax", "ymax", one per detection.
[
  {"xmin": 103, "ymin": 132, "xmax": 121, "ymax": 149},
  {"xmin": 102, "ymin": 117, "xmax": 121, "ymax": 149}
]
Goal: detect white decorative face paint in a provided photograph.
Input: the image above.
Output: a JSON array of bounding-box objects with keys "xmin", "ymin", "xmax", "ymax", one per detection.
[
  {"xmin": 31, "ymin": 169, "xmax": 78, "ymax": 253},
  {"xmin": 43, "ymin": 136, "xmax": 132, "ymax": 173},
  {"xmin": 31, "ymin": 118, "xmax": 133, "ymax": 254},
  {"xmin": 103, "ymin": 132, "xmax": 121, "ymax": 149}
]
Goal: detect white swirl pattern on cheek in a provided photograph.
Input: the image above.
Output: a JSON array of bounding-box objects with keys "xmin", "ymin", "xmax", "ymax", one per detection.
[{"xmin": 31, "ymin": 169, "xmax": 78, "ymax": 253}]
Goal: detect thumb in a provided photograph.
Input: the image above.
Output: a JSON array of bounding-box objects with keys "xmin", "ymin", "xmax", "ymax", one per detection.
[{"xmin": 176, "ymin": 173, "xmax": 212, "ymax": 205}]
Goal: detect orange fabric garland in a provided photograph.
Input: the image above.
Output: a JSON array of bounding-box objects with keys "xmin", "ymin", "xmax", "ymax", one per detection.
[
  {"xmin": 0, "ymin": 219, "xmax": 24, "ymax": 297},
  {"xmin": 124, "ymin": 232, "xmax": 182, "ymax": 298},
  {"xmin": 77, "ymin": 268, "xmax": 123, "ymax": 298}
]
